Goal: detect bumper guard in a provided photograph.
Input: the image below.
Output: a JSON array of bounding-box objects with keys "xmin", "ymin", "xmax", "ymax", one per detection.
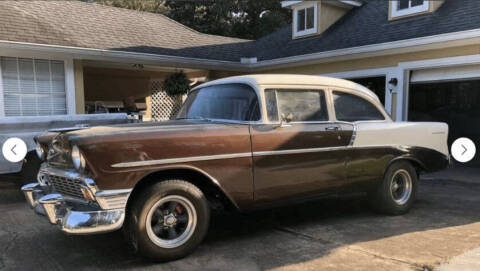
[{"xmin": 21, "ymin": 183, "xmax": 125, "ymax": 235}]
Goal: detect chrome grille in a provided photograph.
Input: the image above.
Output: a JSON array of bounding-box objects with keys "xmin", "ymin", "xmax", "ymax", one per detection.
[{"xmin": 47, "ymin": 174, "xmax": 84, "ymax": 198}]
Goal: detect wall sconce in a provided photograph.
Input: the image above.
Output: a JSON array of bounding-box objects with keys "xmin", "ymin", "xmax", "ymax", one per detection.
[{"xmin": 388, "ymin": 77, "xmax": 398, "ymax": 93}]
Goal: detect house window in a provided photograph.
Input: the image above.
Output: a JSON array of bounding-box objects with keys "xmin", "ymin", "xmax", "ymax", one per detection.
[
  {"xmin": 293, "ymin": 2, "xmax": 317, "ymax": 38},
  {"xmin": 0, "ymin": 57, "xmax": 67, "ymax": 116},
  {"xmin": 391, "ymin": 0, "xmax": 429, "ymax": 18}
]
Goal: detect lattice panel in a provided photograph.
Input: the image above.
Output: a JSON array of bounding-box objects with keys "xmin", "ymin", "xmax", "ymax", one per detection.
[{"xmin": 150, "ymin": 80, "xmax": 183, "ymax": 121}]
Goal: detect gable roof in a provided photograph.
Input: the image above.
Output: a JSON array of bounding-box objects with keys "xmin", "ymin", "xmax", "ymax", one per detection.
[
  {"xmin": 1, "ymin": 0, "xmax": 480, "ymax": 67},
  {"xmin": 0, "ymin": 0, "xmax": 252, "ymax": 62},
  {"xmin": 252, "ymin": 0, "xmax": 480, "ymax": 61}
]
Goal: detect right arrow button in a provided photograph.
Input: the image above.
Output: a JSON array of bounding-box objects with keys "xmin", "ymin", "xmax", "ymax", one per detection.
[{"xmin": 452, "ymin": 138, "xmax": 476, "ymax": 163}]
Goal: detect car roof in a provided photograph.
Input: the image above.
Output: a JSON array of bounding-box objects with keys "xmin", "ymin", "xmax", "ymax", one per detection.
[{"xmin": 194, "ymin": 74, "xmax": 380, "ymax": 102}]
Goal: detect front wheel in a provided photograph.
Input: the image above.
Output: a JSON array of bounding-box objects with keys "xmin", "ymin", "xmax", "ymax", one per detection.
[
  {"xmin": 369, "ymin": 161, "xmax": 418, "ymax": 215},
  {"xmin": 124, "ymin": 179, "xmax": 210, "ymax": 261}
]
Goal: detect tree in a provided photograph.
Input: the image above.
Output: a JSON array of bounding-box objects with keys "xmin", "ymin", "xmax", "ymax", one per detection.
[
  {"xmin": 231, "ymin": 0, "xmax": 291, "ymax": 39},
  {"xmin": 86, "ymin": 0, "xmax": 168, "ymax": 13},
  {"xmin": 89, "ymin": 0, "xmax": 290, "ymax": 39}
]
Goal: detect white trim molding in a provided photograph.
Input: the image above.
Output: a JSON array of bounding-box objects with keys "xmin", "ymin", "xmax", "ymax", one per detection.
[
  {"xmin": 252, "ymin": 28, "xmax": 480, "ymax": 70},
  {"xmin": 0, "ymin": 50, "xmax": 75, "ymax": 118},
  {"xmin": 2, "ymin": 27, "xmax": 480, "ymax": 72},
  {"xmin": 391, "ymin": 0, "xmax": 429, "ymax": 18},
  {"xmin": 292, "ymin": 1, "xmax": 318, "ymax": 38},
  {"xmin": 0, "ymin": 40, "xmax": 248, "ymax": 72},
  {"xmin": 0, "ymin": 59, "xmax": 4, "ymax": 117},
  {"xmin": 64, "ymin": 59, "xmax": 76, "ymax": 115}
]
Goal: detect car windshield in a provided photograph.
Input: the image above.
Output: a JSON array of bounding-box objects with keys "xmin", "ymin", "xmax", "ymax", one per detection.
[{"xmin": 176, "ymin": 83, "xmax": 260, "ymax": 121}]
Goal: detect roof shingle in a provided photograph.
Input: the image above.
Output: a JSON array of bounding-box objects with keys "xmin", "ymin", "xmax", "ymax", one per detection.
[
  {"xmin": 1, "ymin": 0, "xmax": 480, "ymax": 63},
  {"xmin": 0, "ymin": 0, "xmax": 253, "ymax": 61},
  {"xmin": 252, "ymin": 0, "xmax": 480, "ymax": 61}
]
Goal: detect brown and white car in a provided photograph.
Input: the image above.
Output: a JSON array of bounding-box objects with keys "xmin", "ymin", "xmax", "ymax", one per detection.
[{"xmin": 21, "ymin": 75, "xmax": 449, "ymax": 261}]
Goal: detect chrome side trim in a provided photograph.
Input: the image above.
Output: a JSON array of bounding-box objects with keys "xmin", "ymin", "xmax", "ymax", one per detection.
[
  {"xmin": 111, "ymin": 152, "xmax": 252, "ymax": 168},
  {"xmin": 95, "ymin": 189, "xmax": 132, "ymax": 210},
  {"xmin": 111, "ymin": 144, "xmax": 441, "ymax": 168},
  {"xmin": 95, "ymin": 189, "xmax": 132, "ymax": 197},
  {"xmin": 253, "ymin": 146, "xmax": 346, "ymax": 157}
]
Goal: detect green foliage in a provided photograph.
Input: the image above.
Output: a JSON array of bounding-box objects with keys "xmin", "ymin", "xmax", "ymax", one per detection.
[
  {"xmin": 89, "ymin": 0, "xmax": 291, "ymax": 39},
  {"xmin": 86, "ymin": 0, "xmax": 168, "ymax": 13},
  {"xmin": 163, "ymin": 71, "xmax": 191, "ymax": 96}
]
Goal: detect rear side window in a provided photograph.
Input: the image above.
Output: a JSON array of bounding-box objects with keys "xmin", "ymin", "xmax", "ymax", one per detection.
[
  {"xmin": 265, "ymin": 89, "xmax": 328, "ymax": 122},
  {"xmin": 333, "ymin": 91, "xmax": 385, "ymax": 122}
]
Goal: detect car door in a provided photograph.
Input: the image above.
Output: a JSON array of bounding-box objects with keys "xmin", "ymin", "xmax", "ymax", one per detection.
[
  {"xmin": 331, "ymin": 90, "xmax": 389, "ymax": 190},
  {"xmin": 250, "ymin": 88, "xmax": 350, "ymax": 205}
]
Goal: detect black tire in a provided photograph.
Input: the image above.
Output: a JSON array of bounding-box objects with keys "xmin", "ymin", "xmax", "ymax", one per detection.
[
  {"xmin": 369, "ymin": 161, "xmax": 418, "ymax": 215},
  {"xmin": 19, "ymin": 152, "xmax": 42, "ymax": 185},
  {"xmin": 124, "ymin": 179, "xmax": 210, "ymax": 261}
]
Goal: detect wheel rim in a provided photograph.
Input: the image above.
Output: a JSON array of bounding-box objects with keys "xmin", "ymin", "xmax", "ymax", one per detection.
[
  {"xmin": 146, "ymin": 195, "xmax": 197, "ymax": 249},
  {"xmin": 390, "ymin": 169, "xmax": 412, "ymax": 205}
]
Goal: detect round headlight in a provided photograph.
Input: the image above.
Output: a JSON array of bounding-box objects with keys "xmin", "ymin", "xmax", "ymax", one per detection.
[
  {"xmin": 35, "ymin": 142, "xmax": 45, "ymax": 160},
  {"xmin": 71, "ymin": 145, "xmax": 86, "ymax": 171}
]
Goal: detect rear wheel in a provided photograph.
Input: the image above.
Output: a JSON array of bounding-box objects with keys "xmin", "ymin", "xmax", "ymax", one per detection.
[
  {"xmin": 369, "ymin": 161, "xmax": 418, "ymax": 215},
  {"xmin": 124, "ymin": 179, "xmax": 210, "ymax": 261}
]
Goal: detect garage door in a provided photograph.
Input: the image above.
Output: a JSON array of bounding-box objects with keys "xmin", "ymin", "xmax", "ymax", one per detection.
[
  {"xmin": 411, "ymin": 64, "xmax": 480, "ymax": 83},
  {"xmin": 409, "ymin": 65, "xmax": 480, "ymax": 166}
]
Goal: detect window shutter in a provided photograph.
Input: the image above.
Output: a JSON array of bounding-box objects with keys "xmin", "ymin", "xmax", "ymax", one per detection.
[{"xmin": 1, "ymin": 57, "xmax": 67, "ymax": 116}]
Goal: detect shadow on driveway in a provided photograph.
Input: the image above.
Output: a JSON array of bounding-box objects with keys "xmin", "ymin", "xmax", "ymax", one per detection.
[{"xmin": 1, "ymin": 176, "xmax": 480, "ymax": 270}]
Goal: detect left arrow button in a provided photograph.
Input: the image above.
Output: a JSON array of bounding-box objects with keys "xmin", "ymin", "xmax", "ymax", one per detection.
[{"xmin": 2, "ymin": 138, "xmax": 27, "ymax": 163}]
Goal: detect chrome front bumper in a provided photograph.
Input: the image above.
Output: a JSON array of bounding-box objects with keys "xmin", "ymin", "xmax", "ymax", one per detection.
[{"xmin": 21, "ymin": 181, "xmax": 127, "ymax": 235}]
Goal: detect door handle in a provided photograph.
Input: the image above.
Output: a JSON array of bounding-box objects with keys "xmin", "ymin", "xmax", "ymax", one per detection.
[{"xmin": 325, "ymin": 126, "xmax": 339, "ymax": 131}]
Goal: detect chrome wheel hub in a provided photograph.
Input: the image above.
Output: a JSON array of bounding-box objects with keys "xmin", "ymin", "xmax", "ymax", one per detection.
[
  {"xmin": 390, "ymin": 169, "xmax": 413, "ymax": 205},
  {"xmin": 164, "ymin": 214, "xmax": 177, "ymax": 226},
  {"xmin": 146, "ymin": 195, "xmax": 197, "ymax": 249}
]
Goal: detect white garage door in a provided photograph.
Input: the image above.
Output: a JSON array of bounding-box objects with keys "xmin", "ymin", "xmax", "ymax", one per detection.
[
  {"xmin": 0, "ymin": 57, "xmax": 67, "ymax": 117},
  {"xmin": 411, "ymin": 64, "xmax": 480, "ymax": 83}
]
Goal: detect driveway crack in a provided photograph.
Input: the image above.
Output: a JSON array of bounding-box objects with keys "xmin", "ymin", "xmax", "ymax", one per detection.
[
  {"xmin": 274, "ymin": 226, "xmax": 432, "ymax": 270},
  {"xmin": 2, "ymin": 232, "xmax": 18, "ymax": 255}
]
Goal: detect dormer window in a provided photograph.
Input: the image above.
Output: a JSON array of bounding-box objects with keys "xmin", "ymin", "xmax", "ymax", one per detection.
[
  {"xmin": 293, "ymin": 2, "xmax": 317, "ymax": 38},
  {"xmin": 391, "ymin": 0, "xmax": 429, "ymax": 18}
]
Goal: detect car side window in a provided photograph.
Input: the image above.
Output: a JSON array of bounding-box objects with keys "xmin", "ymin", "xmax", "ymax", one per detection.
[
  {"xmin": 265, "ymin": 89, "xmax": 328, "ymax": 122},
  {"xmin": 333, "ymin": 91, "xmax": 385, "ymax": 122},
  {"xmin": 265, "ymin": 89, "xmax": 279, "ymax": 122}
]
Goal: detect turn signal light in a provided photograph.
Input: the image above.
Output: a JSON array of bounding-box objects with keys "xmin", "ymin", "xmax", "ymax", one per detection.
[{"xmin": 81, "ymin": 186, "xmax": 95, "ymax": 201}]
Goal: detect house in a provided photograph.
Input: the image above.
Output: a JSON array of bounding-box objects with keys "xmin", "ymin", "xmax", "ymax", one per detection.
[{"xmin": 1, "ymin": 0, "xmax": 479, "ymax": 151}]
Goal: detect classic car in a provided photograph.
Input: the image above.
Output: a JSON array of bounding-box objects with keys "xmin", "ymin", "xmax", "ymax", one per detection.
[{"xmin": 21, "ymin": 74, "xmax": 449, "ymax": 261}]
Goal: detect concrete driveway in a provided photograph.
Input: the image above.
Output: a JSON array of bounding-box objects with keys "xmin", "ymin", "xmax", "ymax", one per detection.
[{"xmin": 1, "ymin": 174, "xmax": 480, "ymax": 271}]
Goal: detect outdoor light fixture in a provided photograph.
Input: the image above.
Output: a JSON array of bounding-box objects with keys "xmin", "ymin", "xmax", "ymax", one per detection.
[{"xmin": 388, "ymin": 77, "xmax": 398, "ymax": 92}]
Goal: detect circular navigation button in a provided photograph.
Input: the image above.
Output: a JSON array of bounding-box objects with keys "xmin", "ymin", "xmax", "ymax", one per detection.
[
  {"xmin": 2, "ymin": 137, "xmax": 27, "ymax": 163},
  {"xmin": 451, "ymin": 137, "xmax": 476, "ymax": 163}
]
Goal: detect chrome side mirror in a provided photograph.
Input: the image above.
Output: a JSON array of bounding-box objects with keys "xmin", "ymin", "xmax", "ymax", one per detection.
[
  {"xmin": 281, "ymin": 113, "xmax": 293, "ymax": 123},
  {"xmin": 275, "ymin": 113, "xmax": 293, "ymax": 128}
]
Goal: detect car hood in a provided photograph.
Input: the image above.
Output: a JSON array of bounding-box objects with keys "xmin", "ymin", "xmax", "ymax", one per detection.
[{"xmin": 63, "ymin": 119, "xmax": 231, "ymax": 145}]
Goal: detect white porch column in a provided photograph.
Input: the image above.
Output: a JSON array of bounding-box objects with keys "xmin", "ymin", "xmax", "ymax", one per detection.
[{"xmin": 64, "ymin": 58, "xmax": 76, "ymax": 115}]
